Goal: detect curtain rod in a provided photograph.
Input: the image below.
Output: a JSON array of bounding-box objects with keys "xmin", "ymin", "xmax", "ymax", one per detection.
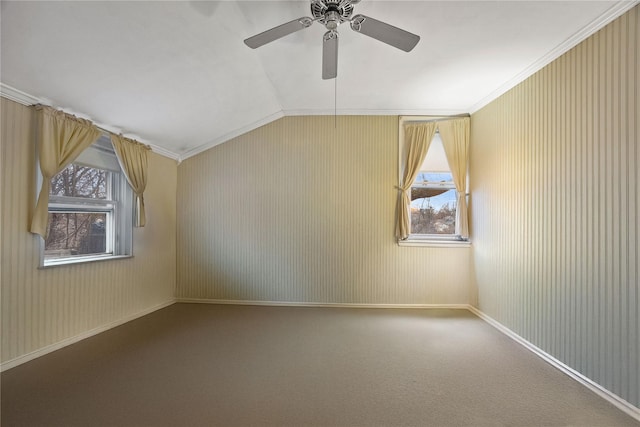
[
  {"xmin": 400, "ymin": 113, "xmax": 470, "ymax": 124},
  {"xmin": 33, "ymin": 103, "xmax": 151, "ymax": 149},
  {"xmin": 98, "ymin": 127, "xmax": 150, "ymax": 149}
]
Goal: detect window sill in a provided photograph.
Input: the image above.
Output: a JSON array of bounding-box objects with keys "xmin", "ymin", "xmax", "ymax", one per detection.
[
  {"xmin": 397, "ymin": 237, "xmax": 471, "ymax": 248},
  {"xmin": 40, "ymin": 254, "xmax": 132, "ymax": 269}
]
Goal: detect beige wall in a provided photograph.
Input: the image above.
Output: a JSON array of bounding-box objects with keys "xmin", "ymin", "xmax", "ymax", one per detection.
[
  {"xmin": 177, "ymin": 116, "xmax": 472, "ymax": 304},
  {"xmin": 0, "ymin": 98, "xmax": 177, "ymax": 366},
  {"xmin": 470, "ymin": 6, "xmax": 639, "ymax": 408}
]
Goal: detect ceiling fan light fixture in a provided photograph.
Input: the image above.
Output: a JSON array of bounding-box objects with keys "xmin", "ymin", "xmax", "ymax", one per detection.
[{"xmin": 325, "ymin": 11, "xmax": 340, "ymax": 30}]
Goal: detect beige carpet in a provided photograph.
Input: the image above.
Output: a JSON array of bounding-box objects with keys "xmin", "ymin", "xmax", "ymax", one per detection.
[{"xmin": 2, "ymin": 304, "xmax": 638, "ymax": 426}]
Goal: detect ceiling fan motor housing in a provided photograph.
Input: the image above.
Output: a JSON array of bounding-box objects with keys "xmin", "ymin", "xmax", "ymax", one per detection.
[{"xmin": 312, "ymin": 0, "xmax": 357, "ymax": 30}]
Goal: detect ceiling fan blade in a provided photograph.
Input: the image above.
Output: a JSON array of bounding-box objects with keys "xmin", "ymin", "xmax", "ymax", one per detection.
[
  {"xmin": 350, "ymin": 14, "xmax": 419, "ymax": 52},
  {"xmin": 322, "ymin": 30, "xmax": 338, "ymax": 80},
  {"xmin": 244, "ymin": 17, "xmax": 313, "ymax": 49}
]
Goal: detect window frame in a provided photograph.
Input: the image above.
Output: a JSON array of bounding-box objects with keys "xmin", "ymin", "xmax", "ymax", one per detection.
[
  {"xmin": 38, "ymin": 135, "xmax": 134, "ymax": 267},
  {"xmin": 398, "ymin": 116, "xmax": 470, "ymax": 248}
]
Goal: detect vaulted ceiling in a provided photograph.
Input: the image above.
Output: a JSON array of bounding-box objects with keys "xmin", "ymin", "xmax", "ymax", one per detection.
[{"xmin": 1, "ymin": 1, "xmax": 636, "ymax": 160}]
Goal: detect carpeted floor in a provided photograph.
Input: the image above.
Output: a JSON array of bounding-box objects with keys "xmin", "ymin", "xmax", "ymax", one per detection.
[{"xmin": 2, "ymin": 303, "xmax": 638, "ymax": 426}]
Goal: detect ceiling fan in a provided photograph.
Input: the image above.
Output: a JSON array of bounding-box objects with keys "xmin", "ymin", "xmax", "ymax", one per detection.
[{"xmin": 244, "ymin": 0, "xmax": 420, "ymax": 80}]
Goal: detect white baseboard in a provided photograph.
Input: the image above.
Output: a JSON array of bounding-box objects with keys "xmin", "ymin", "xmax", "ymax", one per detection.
[
  {"xmin": 176, "ymin": 298, "xmax": 472, "ymax": 310},
  {"xmin": 467, "ymin": 306, "xmax": 640, "ymax": 422},
  {"xmin": 0, "ymin": 300, "xmax": 176, "ymax": 372}
]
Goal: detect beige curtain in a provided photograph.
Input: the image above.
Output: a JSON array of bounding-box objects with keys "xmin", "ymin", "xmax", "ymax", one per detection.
[
  {"xmin": 438, "ymin": 117, "xmax": 470, "ymax": 239},
  {"xmin": 30, "ymin": 105, "xmax": 102, "ymax": 237},
  {"xmin": 396, "ymin": 122, "xmax": 438, "ymax": 240},
  {"xmin": 111, "ymin": 134, "xmax": 151, "ymax": 227}
]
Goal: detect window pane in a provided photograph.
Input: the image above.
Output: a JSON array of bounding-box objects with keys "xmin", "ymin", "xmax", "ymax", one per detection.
[
  {"xmin": 44, "ymin": 212, "xmax": 108, "ymax": 258},
  {"xmin": 415, "ymin": 172, "xmax": 453, "ymax": 185},
  {"xmin": 419, "ymin": 133, "xmax": 449, "ymax": 172},
  {"xmin": 410, "ymin": 189, "xmax": 456, "ymax": 234},
  {"xmin": 50, "ymin": 164, "xmax": 108, "ymax": 199}
]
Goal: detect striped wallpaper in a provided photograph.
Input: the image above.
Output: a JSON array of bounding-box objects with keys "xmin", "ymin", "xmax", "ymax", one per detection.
[
  {"xmin": 0, "ymin": 98, "xmax": 177, "ymax": 366},
  {"xmin": 177, "ymin": 115, "xmax": 472, "ymax": 305},
  {"xmin": 470, "ymin": 5, "xmax": 639, "ymax": 408}
]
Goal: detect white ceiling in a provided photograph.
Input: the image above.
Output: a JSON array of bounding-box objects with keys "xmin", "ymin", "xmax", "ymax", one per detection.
[{"xmin": 1, "ymin": 1, "xmax": 636, "ymax": 160}]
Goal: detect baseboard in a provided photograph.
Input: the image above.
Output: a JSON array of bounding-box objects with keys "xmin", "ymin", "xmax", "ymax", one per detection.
[
  {"xmin": 467, "ymin": 306, "xmax": 640, "ymax": 422},
  {"xmin": 176, "ymin": 298, "xmax": 472, "ymax": 310},
  {"xmin": 0, "ymin": 299, "xmax": 176, "ymax": 372}
]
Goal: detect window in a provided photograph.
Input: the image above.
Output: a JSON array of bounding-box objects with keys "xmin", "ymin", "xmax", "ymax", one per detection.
[
  {"xmin": 398, "ymin": 117, "xmax": 469, "ymax": 246},
  {"xmin": 42, "ymin": 135, "xmax": 133, "ymax": 266},
  {"xmin": 410, "ymin": 133, "xmax": 457, "ymax": 237}
]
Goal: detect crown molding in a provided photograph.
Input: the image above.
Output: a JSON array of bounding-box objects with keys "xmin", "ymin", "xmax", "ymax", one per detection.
[
  {"xmin": 178, "ymin": 111, "xmax": 285, "ymax": 161},
  {"xmin": 1, "ymin": 83, "xmax": 181, "ymax": 161},
  {"xmin": 0, "ymin": 83, "xmax": 42, "ymax": 106},
  {"xmin": 177, "ymin": 108, "xmax": 470, "ymax": 161},
  {"xmin": 282, "ymin": 108, "xmax": 468, "ymax": 117},
  {"xmin": 468, "ymin": 0, "xmax": 640, "ymax": 114},
  {"xmin": 146, "ymin": 143, "xmax": 181, "ymax": 161},
  {"xmin": 0, "ymin": 83, "xmax": 464, "ymax": 161}
]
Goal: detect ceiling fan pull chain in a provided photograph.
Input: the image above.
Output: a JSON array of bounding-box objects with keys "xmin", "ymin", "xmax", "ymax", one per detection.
[{"xmin": 334, "ymin": 75, "xmax": 337, "ymax": 128}]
